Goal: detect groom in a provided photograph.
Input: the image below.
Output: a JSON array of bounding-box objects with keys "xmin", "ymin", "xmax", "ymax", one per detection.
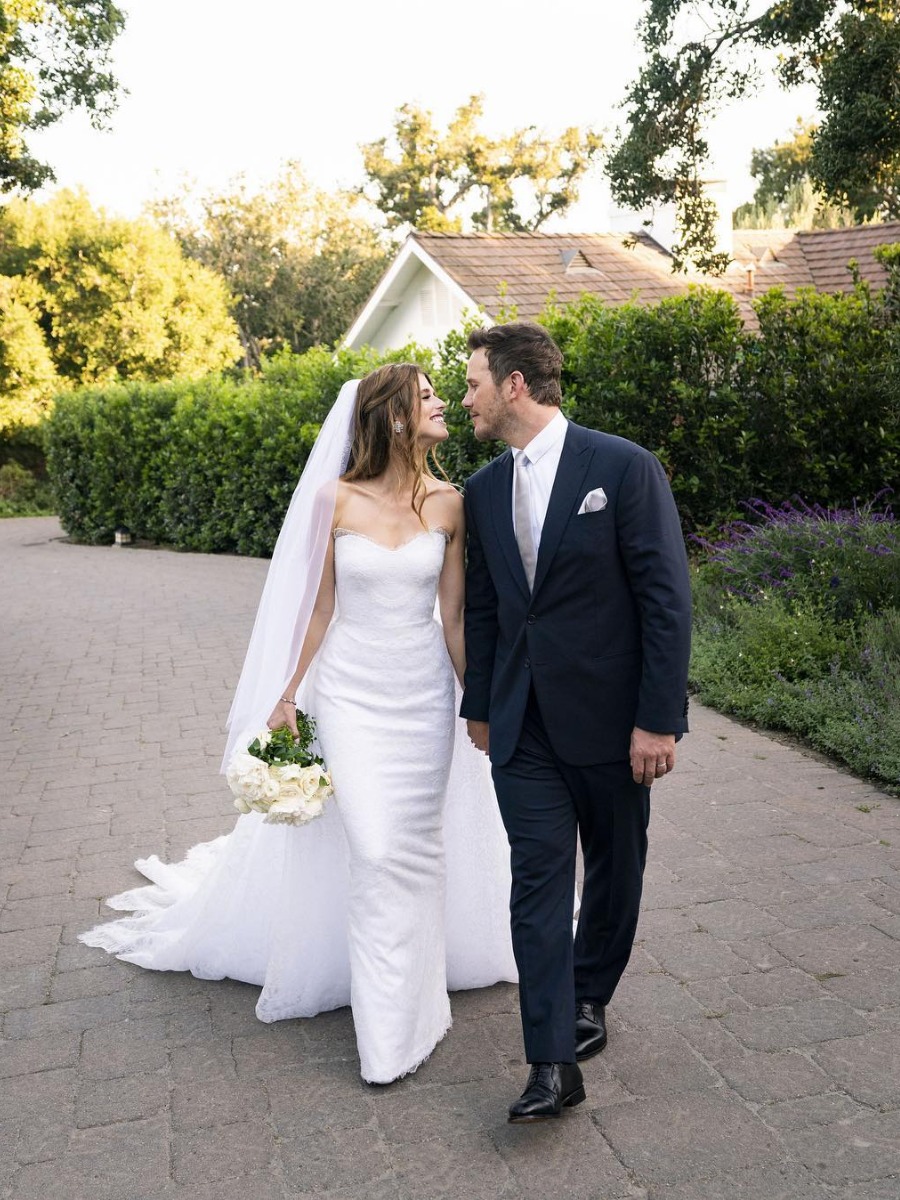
[{"xmin": 460, "ymin": 322, "xmax": 692, "ymax": 1123}]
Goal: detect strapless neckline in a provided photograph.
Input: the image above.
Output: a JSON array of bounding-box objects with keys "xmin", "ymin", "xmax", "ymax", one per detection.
[{"xmin": 333, "ymin": 527, "xmax": 450, "ymax": 552}]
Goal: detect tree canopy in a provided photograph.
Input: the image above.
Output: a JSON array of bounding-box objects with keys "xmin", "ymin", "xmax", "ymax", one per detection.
[
  {"xmin": 607, "ymin": 1, "xmax": 900, "ymax": 272},
  {"xmin": 0, "ymin": 189, "xmax": 241, "ymax": 431},
  {"xmin": 361, "ymin": 95, "xmax": 602, "ymax": 233},
  {"xmin": 0, "ymin": 0, "xmax": 125, "ymax": 192},
  {"xmin": 733, "ymin": 118, "xmax": 855, "ymax": 229},
  {"xmin": 152, "ymin": 163, "xmax": 389, "ymax": 368},
  {"xmin": 747, "ymin": 119, "xmax": 818, "ymax": 212}
]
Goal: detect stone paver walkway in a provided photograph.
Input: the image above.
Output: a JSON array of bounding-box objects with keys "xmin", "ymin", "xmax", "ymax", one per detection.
[{"xmin": 2, "ymin": 516, "xmax": 899, "ymax": 1200}]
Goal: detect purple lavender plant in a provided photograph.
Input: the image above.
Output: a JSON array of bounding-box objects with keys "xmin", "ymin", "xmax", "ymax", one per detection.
[{"xmin": 693, "ymin": 491, "xmax": 898, "ymax": 622}]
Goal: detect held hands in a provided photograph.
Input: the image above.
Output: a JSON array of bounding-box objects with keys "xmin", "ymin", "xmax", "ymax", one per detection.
[
  {"xmin": 630, "ymin": 727, "xmax": 676, "ymax": 786},
  {"xmin": 467, "ymin": 719, "xmax": 490, "ymax": 755},
  {"xmin": 267, "ymin": 698, "xmax": 300, "ymax": 738}
]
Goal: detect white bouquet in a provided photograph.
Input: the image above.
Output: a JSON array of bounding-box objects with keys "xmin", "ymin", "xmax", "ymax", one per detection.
[{"xmin": 226, "ymin": 709, "xmax": 333, "ymax": 827}]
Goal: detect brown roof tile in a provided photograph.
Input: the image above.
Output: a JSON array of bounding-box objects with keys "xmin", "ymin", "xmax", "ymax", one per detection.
[
  {"xmin": 726, "ymin": 222, "xmax": 900, "ymax": 302},
  {"xmin": 408, "ymin": 223, "xmax": 900, "ymax": 330},
  {"xmin": 412, "ymin": 231, "xmax": 702, "ymax": 318}
]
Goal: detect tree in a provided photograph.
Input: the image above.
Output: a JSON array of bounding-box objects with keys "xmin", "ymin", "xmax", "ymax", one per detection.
[
  {"xmin": 361, "ymin": 95, "xmax": 602, "ymax": 233},
  {"xmin": 733, "ymin": 119, "xmax": 855, "ymax": 229},
  {"xmin": 152, "ymin": 163, "xmax": 389, "ymax": 367},
  {"xmin": 746, "ymin": 119, "xmax": 817, "ymax": 211},
  {"xmin": 607, "ymin": 1, "xmax": 900, "ymax": 273},
  {"xmin": 0, "ymin": 189, "xmax": 241, "ymax": 430},
  {"xmin": 0, "ymin": 275, "xmax": 61, "ymax": 429},
  {"xmin": 0, "ymin": 0, "xmax": 125, "ymax": 192}
]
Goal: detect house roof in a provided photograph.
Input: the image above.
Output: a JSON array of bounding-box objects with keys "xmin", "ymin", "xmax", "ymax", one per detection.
[
  {"xmin": 343, "ymin": 223, "xmax": 900, "ymax": 348},
  {"xmin": 409, "ymin": 230, "xmax": 705, "ymax": 318},
  {"xmin": 727, "ymin": 222, "xmax": 898, "ymax": 300},
  {"xmin": 415, "ymin": 223, "xmax": 900, "ymax": 316}
]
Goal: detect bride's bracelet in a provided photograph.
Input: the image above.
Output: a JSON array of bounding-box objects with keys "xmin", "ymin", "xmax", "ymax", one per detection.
[{"xmin": 279, "ymin": 696, "xmax": 296, "ymax": 705}]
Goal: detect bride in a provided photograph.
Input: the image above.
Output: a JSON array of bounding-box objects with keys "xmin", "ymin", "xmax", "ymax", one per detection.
[{"xmin": 80, "ymin": 363, "xmax": 517, "ymax": 1085}]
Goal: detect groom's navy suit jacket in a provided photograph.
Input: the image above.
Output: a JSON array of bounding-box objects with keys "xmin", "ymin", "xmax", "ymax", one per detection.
[{"xmin": 461, "ymin": 420, "xmax": 692, "ymax": 768}]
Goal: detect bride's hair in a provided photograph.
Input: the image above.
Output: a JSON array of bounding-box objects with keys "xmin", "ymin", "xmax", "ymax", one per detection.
[{"xmin": 342, "ymin": 362, "xmax": 445, "ymax": 520}]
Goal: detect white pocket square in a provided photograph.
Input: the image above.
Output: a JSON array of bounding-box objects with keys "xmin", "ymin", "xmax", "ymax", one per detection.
[{"xmin": 577, "ymin": 487, "xmax": 607, "ymax": 515}]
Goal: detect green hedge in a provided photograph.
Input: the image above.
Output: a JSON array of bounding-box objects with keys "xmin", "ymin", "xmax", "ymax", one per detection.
[
  {"xmin": 542, "ymin": 282, "xmax": 899, "ymax": 534},
  {"xmin": 46, "ymin": 273, "xmax": 900, "ymax": 552},
  {"xmin": 544, "ymin": 288, "xmax": 752, "ymax": 533}
]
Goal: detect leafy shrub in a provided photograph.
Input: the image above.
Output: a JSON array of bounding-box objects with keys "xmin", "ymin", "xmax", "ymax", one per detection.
[
  {"xmin": 695, "ymin": 495, "xmax": 900, "ymax": 621},
  {"xmin": 690, "ymin": 598, "xmax": 848, "ymax": 702},
  {"xmin": 47, "ymin": 382, "xmax": 180, "ymax": 544},
  {"xmin": 538, "ymin": 269, "xmax": 900, "ymax": 534},
  {"xmin": 0, "ymin": 421, "xmax": 48, "ymax": 474},
  {"xmin": 157, "ymin": 375, "xmax": 318, "ymax": 556},
  {"xmin": 692, "ymin": 606, "xmax": 900, "ymax": 790},
  {"xmin": 543, "ymin": 287, "xmax": 752, "ymax": 533},
  {"xmin": 45, "ymin": 249, "xmax": 900, "ymax": 551},
  {"xmin": 691, "ymin": 496, "xmax": 900, "ymax": 790},
  {"xmin": 744, "ymin": 287, "xmax": 899, "ymax": 508},
  {"xmin": 0, "ymin": 460, "xmax": 54, "ymax": 516}
]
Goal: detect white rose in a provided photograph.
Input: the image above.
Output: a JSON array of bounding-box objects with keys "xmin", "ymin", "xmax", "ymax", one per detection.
[
  {"xmin": 267, "ymin": 792, "xmax": 301, "ymax": 817},
  {"xmin": 297, "ymin": 765, "xmax": 323, "ymax": 800},
  {"xmin": 226, "ymin": 750, "xmax": 257, "ymax": 780},
  {"xmin": 274, "ymin": 781, "xmax": 303, "ymax": 804},
  {"xmin": 255, "ymin": 728, "xmax": 273, "ymax": 753},
  {"xmin": 266, "ymin": 787, "xmax": 314, "ymax": 825},
  {"xmin": 273, "ymin": 763, "xmax": 303, "ymax": 783},
  {"xmin": 226, "ymin": 748, "xmax": 280, "ymax": 816},
  {"xmin": 303, "ymin": 794, "xmax": 326, "ymax": 820},
  {"xmin": 226, "ymin": 752, "xmax": 265, "ymax": 795},
  {"xmin": 316, "ymin": 773, "xmax": 334, "ymax": 800}
]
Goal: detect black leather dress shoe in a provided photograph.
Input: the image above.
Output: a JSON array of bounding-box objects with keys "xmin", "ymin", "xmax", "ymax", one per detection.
[
  {"xmin": 575, "ymin": 1002, "xmax": 607, "ymax": 1061},
  {"xmin": 507, "ymin": 1062, "xmax": 585, "ymax": 1123}
]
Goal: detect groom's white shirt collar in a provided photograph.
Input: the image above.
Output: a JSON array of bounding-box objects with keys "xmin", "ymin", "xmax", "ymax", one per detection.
[
  {"xmin": 512, "ymin": 409, "xmax": 568, "ymax": 468},
  {"xmin": 510, "ymin": 410, "xmax": 568, "ymax": 543}
]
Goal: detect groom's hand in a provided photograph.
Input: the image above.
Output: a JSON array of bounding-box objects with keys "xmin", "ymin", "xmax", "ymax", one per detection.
[
  {"xmin": 630, "ymin": 727, "xmax": 676, "ymax": 786},
  {"xmin": 467, "ymin": 720, "xmax": 490, "ymax": 755}
]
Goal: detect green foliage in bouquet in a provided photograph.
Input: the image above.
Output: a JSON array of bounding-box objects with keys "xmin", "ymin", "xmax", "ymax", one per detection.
[{"xmin": 248, "ymin": 709, "xmax": 325, "ymax": 775}]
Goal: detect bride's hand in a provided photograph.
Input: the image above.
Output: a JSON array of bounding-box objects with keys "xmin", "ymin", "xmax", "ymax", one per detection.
[{"xmin": 267, "ymin": 698, "xmax": 300, "ymax": 737}]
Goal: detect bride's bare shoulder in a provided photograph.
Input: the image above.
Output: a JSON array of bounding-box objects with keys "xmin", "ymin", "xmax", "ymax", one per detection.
[
  {"xmin": 424, "ymin": 478, "xmax": 462, "ymax": 504},
  {"xmin": 423, "ymin": 480, "xmax": 463, "ymax": 535},
  {"xmin": 331, "ymin": 479, "xmax": 359, "ymax": 524}
]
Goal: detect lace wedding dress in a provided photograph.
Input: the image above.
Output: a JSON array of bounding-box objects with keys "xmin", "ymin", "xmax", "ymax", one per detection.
[{"xmin": 80, "ymin": 527, "xmax": 517, "ymax": 1084}]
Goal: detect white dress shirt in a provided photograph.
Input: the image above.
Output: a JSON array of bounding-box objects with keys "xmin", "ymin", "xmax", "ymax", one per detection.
[{"xmin": 511, "ymin": 410, "xmax": 569, "ymax": 552}]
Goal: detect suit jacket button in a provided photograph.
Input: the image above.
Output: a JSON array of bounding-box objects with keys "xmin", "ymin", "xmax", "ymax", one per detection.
[
  {"xmin": 527, "ymin": 614, "xmax": 536, "ymax": 625},
  {"xmin": 524, "ymin": 658, "xmax": 531, "ymax": 669}
]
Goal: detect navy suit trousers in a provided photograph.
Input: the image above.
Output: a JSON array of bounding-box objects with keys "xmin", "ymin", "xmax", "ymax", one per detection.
[{"xmin": 491, "ymin": 689, "xmax": 650, "ymax": 1064}]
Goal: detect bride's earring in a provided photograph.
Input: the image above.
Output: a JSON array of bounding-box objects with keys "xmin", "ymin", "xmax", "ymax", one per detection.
[{"xmin": 393, "ymin": 421, "xmax": 405, "ymax": 434}]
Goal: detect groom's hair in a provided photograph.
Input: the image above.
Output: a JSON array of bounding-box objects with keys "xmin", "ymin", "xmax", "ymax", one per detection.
[{"xmin": 467, "ymin": 322, "xmax": 563, "ymax": 407}]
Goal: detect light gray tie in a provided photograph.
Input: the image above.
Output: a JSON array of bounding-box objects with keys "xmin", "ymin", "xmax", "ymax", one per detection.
[{"xmin": 514, "ymin": 453, "xmax": 537, "ymax": 590}]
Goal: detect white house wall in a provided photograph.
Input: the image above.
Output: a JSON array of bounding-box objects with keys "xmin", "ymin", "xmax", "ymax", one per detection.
[{"xmin": 362, "ymin": 262, "xmax": 469, "ymax": 351}]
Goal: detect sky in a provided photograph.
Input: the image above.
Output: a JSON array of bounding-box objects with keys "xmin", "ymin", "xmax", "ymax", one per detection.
[{"xmin": 30, "ymin": 0, "xmax": 819, "ymax": 229}]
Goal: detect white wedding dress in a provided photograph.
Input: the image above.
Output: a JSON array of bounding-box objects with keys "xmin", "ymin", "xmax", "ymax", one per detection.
[{"xmin": 80, "ymin": 527, "xmax": 517, "ymax": 1083}]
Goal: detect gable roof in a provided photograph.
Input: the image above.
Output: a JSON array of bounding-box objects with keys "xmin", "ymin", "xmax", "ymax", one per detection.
[
  {"xmin": 343, "ymin": 223, "xmax": 900, "ymax": 348},
  {"xmin": 408, "ymin": 230, "xmax": 705, "ymax": 317}
]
